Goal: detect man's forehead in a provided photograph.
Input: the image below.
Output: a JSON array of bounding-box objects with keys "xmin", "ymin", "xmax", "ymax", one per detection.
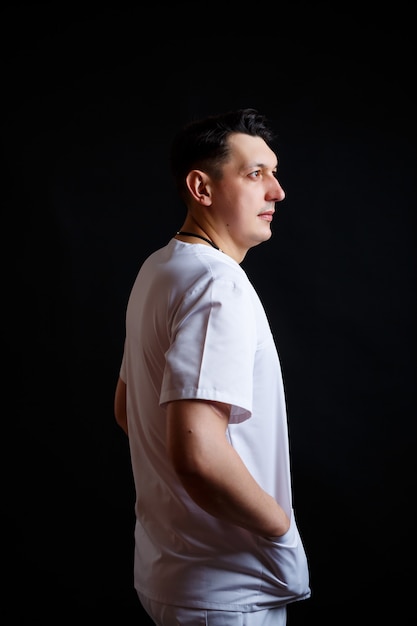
[{"xmin": 228, "ymin": 133, "xmax": 278, "ymax": 168}]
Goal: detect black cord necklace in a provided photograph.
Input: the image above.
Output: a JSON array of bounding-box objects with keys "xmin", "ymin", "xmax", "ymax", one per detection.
[{"xmin": 176, "ymin": 231, "xmax": 221, "ymax": 251}]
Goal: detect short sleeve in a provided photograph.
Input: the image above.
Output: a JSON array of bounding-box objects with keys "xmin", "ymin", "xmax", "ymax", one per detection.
[{"xmin": 160, "ymin": 275, "xmax": 257, "ymax": 423}]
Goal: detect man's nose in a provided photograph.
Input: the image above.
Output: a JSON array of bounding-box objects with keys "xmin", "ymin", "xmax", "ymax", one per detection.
[{"xmin": 268, "ymin": 178, "xmax": 285, "ymax": 202}]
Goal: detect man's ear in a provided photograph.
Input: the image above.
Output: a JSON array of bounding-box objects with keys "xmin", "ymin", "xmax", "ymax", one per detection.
[{"xmin": 185, "ymin": 170, "xmax": 212, "ymax": 205}]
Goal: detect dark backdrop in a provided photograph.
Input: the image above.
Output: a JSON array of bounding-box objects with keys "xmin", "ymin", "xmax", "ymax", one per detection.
[{"xmin": 4, "ymin": 3, "xmax": 415, "ymax": 624}]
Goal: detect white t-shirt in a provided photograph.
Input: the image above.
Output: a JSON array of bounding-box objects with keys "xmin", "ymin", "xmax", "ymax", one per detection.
[{"xmin": 120, "ymin": 239, "xmax": 310, "ymax": 611}]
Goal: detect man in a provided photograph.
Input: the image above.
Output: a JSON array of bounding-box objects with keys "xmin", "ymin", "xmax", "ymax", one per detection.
[{"xmin": 114, "ymin": 108, "xmax": 311, "ymax": 625}]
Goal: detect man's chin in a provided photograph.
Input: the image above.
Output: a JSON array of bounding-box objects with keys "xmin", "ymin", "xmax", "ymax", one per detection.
[{"xmin": 261, "ymin": 227, "xmax": 273, "ymax": 242}]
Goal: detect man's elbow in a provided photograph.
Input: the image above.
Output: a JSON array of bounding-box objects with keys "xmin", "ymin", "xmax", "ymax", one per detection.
[{"xmin": 114, "ymin": 377, "xmax": 128, "ymax": 435}]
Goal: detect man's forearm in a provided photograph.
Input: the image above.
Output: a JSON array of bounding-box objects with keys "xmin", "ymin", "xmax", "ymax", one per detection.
[{"xmin": 167, "ymin": 399, "xmax": 290, "ymax": 537}]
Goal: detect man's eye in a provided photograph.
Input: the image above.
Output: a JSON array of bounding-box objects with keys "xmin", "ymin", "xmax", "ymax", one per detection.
[{"xmin": 249, "ymin": 170, "xmax": 261, "ymax": 178}]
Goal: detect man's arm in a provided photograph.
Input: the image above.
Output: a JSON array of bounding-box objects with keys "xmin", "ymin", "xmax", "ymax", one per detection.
[
  {"xmin": 114, "ymin": 376, "xmax": 128, "ymax": 435},
  {"xmin": 166, "ymin": 399, "xmax": 290, "ymax": 538}
]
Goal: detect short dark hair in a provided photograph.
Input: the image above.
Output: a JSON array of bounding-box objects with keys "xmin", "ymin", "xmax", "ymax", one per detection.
[{"xmin": 170, "ymin": 108, "xmax": 276, "ymax": 200}]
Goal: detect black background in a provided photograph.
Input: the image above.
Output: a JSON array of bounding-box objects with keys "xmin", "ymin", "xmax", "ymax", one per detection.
[{"xmin": 3, "ymin": 2, "xmax": 416, "ymax": 624}]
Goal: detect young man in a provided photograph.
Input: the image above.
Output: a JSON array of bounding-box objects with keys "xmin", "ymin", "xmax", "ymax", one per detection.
[{"xmin": 114, "ymin": 108, "xmax": 311, "ymax": 625}]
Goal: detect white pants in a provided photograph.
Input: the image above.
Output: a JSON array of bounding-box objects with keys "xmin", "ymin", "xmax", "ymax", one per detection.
[{"xmin": 138, "ymin": 593, "xmax": 287, "ymax": 626}]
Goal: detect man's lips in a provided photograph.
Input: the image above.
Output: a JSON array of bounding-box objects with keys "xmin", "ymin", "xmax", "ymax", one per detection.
[{"xmin": 258, "ymin": 210, "xmax": 275, "ymax": 222}]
